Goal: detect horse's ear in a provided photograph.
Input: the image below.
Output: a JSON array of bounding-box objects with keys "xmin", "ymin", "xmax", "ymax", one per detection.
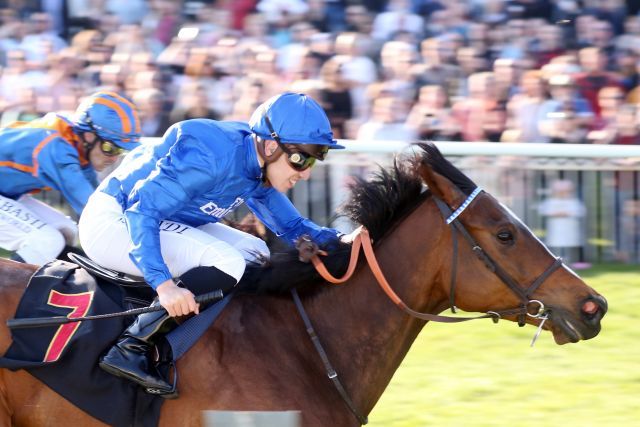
[{"xmin": 417, "ymin": 159, "xmax": 466, "ymax": 209}]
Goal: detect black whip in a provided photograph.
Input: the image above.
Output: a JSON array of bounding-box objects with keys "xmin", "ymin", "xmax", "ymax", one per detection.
[{"xmin": 6, "ymin": 290, "xmax": 224, "ymax": 330}]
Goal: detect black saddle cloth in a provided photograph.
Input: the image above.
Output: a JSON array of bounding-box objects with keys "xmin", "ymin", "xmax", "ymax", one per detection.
[{"xmin": 0, "ymin": 260, "xmax": 163, "ymax": 427}]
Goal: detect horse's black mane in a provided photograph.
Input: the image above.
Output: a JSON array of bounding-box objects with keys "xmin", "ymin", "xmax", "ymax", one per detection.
[{"xmin": 237, "ymin": 142, "xmax": 477, "ymax": 295}]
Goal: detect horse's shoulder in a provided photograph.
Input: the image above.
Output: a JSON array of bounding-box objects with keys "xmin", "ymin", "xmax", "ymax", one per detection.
[{"xmin": 0, "ymin": 259, "xmax": 36, "ymax": 290}]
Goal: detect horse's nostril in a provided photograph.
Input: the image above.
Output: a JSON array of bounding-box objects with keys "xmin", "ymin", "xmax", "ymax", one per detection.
[{"xmin": 582, "ymin": 300, "xmax": 599, "ymax": 315}]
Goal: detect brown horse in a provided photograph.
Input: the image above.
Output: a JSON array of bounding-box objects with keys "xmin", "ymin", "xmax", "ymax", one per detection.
[{"xmin": 0, "ymin": 143, "xmax": 607, "ymax": 426}]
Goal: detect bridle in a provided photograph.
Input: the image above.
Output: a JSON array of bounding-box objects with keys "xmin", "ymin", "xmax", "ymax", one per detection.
[
  {"xmin": 294, "ymin": 186, "xmax": 564, "ymax": 424},
  {"xmin": 433, "ymin": 187, "xmax": 564, "ymax": 327},
  {"xmin": 311, "ymin": 187, "xmax": 564, "ymax": 327}
]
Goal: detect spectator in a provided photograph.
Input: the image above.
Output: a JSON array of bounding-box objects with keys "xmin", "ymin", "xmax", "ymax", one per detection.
[
  {"xmin": 334, "ymin": 32, "xmax": 377, "ymax": 119},
  {"xmin": 344, "ymin": 4, "xmax": 374, "ymax": 34},
  {"xmin": 413, "ymin": 36, "xmax": 465, "ymax": 100},
  {"xmin": 496, "ymin": 18, "xmax": 528, "ymax": 60},
  {"xmin": 452, "ymin": 71, "xmax": 506, "ymax": 142},
  {"xmin": 40, "ymin": 47, "xmax": 83, "ymax": 112},
  {"xmin": 575, "ymin": 47, "xmax": 622, "ymax": 116},
  {"xmin": 133, "ymin": 87, "xmax": 172, "ymax": 137},
  {"xmin": 532, "ymin": 24, "xmax": 566, "ymax": 67},
  {"xmin": 19, "ymin": 12, "xmax": 67, "ymax": 62},
  {"xmin": 538, "ymin": 179, "xmax": 587, "ymax": 266},
  {"xmin": 317, "ymin": 56, "xmax": 353, "ymax": 139},
  {"xmin": 0, "ymin": 86, "xmax": 41, "ymax": 126},
  {"xmin": 106, "ymin": 0, "xmax": 148, "ymax": 25},
  {"xmin": 590, "ymin": 85, "xmax": 625, "ymax": 132},
  {"xmin": 589, "ymin": 103, "xmax": 640, "ymax": 145},
  {"xmin": 371, "ymin": 0, "xmax": 424, "ymax": 42},
  {"xmin": 373, "ymin": 40, "xmax": 419, "ymax": 104},
  {"xmin": 493, "ymin": 58, "xmax": 524, "ymax": 103},
  {"xmin": 539, "ymin": 74, "xmax": 593, "ymax": 143},
  {"xmin": 241, "ymin": 12, "xmax": 273, "ymax": 46},
  {"xmin": 169, "ymin": 81, "xmax": 221, "ymax": 123},
  {"xmin": 277, "ymin": 21, "xmax": 316, "ymax": 75},
  {"xmin": 504, "ymin": 70, "xmax": 549, "ymax": 142},
  {"xmin": 356, "ymin": 94, "xmax": 417, "ymax": 141},
  {"xmin": 406, "ymin": 84, "xmax": 461, "ymax": 140},
  {"xmin": 0, "ymin": 9, "xmax": 24, "ymax": 65},
  {"xmin": 613, "ymin": 36, "xmax": 640, "ymax": 90}
]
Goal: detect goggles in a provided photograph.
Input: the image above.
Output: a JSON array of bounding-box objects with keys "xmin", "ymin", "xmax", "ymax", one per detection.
[
  {"xmin": 99, "ymin": 140, "xmax": 127, "ymax": 157},
  {"xmin": 279, "ymin": 144, "xmax": 318, "ymax": 172},
  {"xmin": 263, "ymin": 115, "xmax": 329, "ymax": 172}
]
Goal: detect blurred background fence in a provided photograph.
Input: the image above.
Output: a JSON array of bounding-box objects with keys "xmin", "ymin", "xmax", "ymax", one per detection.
[{"xmin": 38, "ymin": 140, "xmax": 640, "ymax": 265}]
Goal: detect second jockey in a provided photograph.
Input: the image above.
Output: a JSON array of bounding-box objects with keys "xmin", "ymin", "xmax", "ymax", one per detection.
[{"xmin": 0, "ymin": 91, "xmax": 141, "ymax": 264}]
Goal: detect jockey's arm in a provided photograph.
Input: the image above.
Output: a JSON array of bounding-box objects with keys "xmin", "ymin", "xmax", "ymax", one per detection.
[
  {"xmin": 246, "ymin": 187, "xmax": 342, "ymax": 249},
  {"xmin": 36, "ymin": 138, "xmax": 97, "ymax": 215}
]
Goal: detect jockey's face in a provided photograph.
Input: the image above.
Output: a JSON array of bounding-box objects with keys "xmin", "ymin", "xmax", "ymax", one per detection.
[
  {"xmin": 86, "ymin": 133, "xmax": 120, "ymax": 171},
  {"xmin": 262, "ymin": 139, "xmax": 313, "ymax": 192}
]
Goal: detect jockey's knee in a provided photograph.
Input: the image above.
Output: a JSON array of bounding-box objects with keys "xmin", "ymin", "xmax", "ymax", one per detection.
[
  {"xmin": 179, "ymin": 265, "xmax": 239, "ymax": 295},
  {"xmin": 200, "ymin": 246, "xmax": 246, "ymax": 283},
  {"xmin": 235, "ymin": 236, "xmax": 270, "ymax": 263},
  {"xmin": 17, "ymin": 226, "xmax": 66, "ymax": 265}
]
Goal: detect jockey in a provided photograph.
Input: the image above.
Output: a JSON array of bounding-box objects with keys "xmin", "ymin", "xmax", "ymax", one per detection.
[
  {"xmin": 78, "ymin": 92, "xmax": 345, "ymax": 395},
  {"xmin": 0, "ymin": 91, "xmax": 141, "ymax": 265}
]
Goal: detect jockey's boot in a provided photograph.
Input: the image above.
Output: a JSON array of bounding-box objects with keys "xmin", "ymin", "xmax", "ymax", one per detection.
[{"xmin": 99, "ymin": 307, "xmax": 177, "ymax": 394}]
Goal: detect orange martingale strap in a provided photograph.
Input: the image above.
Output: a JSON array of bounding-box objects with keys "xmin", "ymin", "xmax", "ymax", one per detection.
[
  {"xmin": 311, "ymin": 226, "xmax": 500, "ymax": 323},
  {"xmin": 360, "ymin": 228, "xmax": 407, "ymax": 308}
]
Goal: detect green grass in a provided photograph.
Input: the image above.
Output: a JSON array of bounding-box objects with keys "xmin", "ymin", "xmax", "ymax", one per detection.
[{"xmin": 368, "ymin": 265, "xmax": 640, "ymax": 426}]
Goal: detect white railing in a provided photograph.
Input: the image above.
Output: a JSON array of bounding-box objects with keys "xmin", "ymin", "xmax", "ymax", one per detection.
[
  {"xmin": 285, "ymin": 140, "xmax": 640, "ymax": 264},
  {"xmin": 42, "ymin": 139, "xmax": 640, "ymax": 264}
]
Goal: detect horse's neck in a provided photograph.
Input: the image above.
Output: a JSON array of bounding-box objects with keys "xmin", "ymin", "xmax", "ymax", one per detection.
[{"xmin": 307, "ymin": 208, "xmax": 448, "ymax": 416}]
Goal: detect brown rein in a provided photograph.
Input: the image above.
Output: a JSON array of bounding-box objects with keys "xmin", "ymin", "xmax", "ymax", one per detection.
[{"xmin": 311, "ymin": 227, "xmax": 505, "ymax": 323}]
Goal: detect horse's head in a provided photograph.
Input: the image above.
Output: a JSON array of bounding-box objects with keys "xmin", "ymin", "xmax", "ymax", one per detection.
[{"xmin": 415, "ymin": 143, "xmax": 606, "ymax": 344}]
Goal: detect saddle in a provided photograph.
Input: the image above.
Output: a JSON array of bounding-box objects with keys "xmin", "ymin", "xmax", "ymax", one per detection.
[
  {"xmin": 66, "ymin": 253, "xmax": 156, "ymax": 312},
  {"xmin": 67, "ymin": 253, "xmax": 147, "ymax": 288},
  {"xmin": 0, "ymin": 259, "xmax": 164, "ymax": 427}
]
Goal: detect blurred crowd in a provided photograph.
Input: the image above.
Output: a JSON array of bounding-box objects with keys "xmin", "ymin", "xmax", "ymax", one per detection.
[{"xmin": 2, "ymin": 0, "xmax": 640, "ymax": 144}]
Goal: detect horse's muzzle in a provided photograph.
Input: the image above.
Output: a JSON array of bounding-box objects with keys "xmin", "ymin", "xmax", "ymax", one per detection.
[
  {"xmin": 548, "ymin": 294, "xmax": 607, "ymax": 344},
  {"xmin": 581, "ymin": 294, "xmax": 608, "ymax": 326}
]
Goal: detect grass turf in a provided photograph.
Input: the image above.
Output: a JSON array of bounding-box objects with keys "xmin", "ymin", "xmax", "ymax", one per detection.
[{"xmin": 368, "ymin": 264, "xmax": 640, "ymax": 426}]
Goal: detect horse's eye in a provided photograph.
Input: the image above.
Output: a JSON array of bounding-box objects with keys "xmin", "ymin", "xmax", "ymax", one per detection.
[{"xmin": 497, "ymin": 231, "xmax": 514, "ymax": 244}]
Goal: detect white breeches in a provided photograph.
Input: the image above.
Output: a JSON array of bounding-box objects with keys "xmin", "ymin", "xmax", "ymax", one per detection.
[
  {"xmin": 0, "ymin": 194, "xmax": 78, "ymax": 265},
  {"xmin": 78, "ymin": 192, "xmax": 270, "ymax": 282}
]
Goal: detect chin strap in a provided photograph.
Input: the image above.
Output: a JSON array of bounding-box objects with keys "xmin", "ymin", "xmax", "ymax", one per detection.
[{"xmin": 78, "ymin": 131, "xmax": 96, "ymax": 156}]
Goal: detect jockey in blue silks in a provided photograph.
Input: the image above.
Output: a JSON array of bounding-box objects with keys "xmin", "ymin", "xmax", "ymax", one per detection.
[
  {"xmin": 78, "ymin": 92, "xmax": 345, "ymax": 396},
  {"xmin": 0, "ymin": 91, "xmax": 140, "ymax": 264}
]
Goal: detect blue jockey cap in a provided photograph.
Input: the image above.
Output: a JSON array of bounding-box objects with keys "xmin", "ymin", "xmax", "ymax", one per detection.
[
  {"xmin": 249, "ymin": 92, "xmax": 345, "ymax": 153},
  {"xmin": 73, "ymin": 91, "xmax": 142, "ymax": 150}
]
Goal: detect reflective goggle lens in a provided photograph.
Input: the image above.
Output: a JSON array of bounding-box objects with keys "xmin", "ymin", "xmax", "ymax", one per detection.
[
  {"xmin": 100, "ymin": 140, "xmax": 126, "ymax": 157},
  {"xmin": 286, "ymin": 150, "xmax": 317, "ymax": 171}
]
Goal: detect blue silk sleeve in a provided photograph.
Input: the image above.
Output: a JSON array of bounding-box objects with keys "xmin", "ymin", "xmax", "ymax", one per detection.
[
  {"xmin": 124, "ymin": 136, "xmax": 219, "ymax": 288},
  {"xmin": 246, "ymin": 187, "xmax": 341, "ymax": 248},
  {"xmin": 36, "ymin": 139, "xmax": 97, "ymax": 215}
]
